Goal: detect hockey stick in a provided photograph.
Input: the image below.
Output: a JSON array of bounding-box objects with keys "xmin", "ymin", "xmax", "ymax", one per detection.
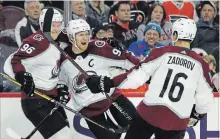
[
  {"xmin": 42, "ymin": 8, "xmax": 132, "ymax": 122},
  {"xmin": 44, "ymin": 32, "xmax": 132, "ymax": 122},
  {"xmin": 1, "ymin": 73, "xmax": 129, "ymax": 135},
  {"xmin": 6, "ymin": 104, "xmax": 59, "ymax": 139}
]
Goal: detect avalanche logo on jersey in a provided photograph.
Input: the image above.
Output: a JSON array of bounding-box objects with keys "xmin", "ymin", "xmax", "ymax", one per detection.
[
  {"xmin": 72, "ymin": 71, "xmax": 96, "ymax": 94},
  {"xmin": 95, "ymin": 40, "xmax": 105, "ymax": 48},
  {"xmin": 33, "ymin": 34, "xmax": 43, "ymax": 41},
  {"xmin": 51, "ymin": 60, "xmax": 61, "ymax": 79}
]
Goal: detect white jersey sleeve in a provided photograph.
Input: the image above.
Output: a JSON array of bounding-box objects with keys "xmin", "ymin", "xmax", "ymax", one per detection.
[
  {"xmin": 58, "ymin": 60, "xmax": 70, "ymax": 85},
  {"xmin": 117, "ymin": 53, "xmax": 163, "ymax": 89},
  {"xmin": 112, "ymin": 46, "xmax": 214, "ymax": 118},
  {"xmin": 195, "ymin": 63, "xmax": 214, "ymax": 114}
]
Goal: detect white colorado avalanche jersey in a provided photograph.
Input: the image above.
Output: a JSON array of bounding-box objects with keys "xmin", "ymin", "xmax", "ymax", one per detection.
[
  {"xmin": 111, "ymin": 46, "xmax": 214, "ymax": 130},
  {"xmin": 4, "ymin": 31, "xmax": 65, "ymax": 98},
  {"xmin": 59, "ymin": 39, "xmax": 139, "ymax": 116}
]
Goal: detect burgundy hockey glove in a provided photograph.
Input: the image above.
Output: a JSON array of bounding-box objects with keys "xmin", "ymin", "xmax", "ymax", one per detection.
[
  {"xmin": 56, "ymin": 84, "xmax": 71, "ymax": 104},
  {"xmin": 86, "ymin": 75, "xmax": 114, "ymax": 94},
  {"xmin": 188, "ymin": 105, "xmax": 206, "ymax": 127},
  {"xmin": 15, "ymin": 71, "xmax": 35, "ymax": 97}
]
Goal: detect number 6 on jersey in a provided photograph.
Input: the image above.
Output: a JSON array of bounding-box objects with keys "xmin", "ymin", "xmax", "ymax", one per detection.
[
  {"xmin": 21, "ymin": 44, "xmax": 36, "ymax": 54},
  {"xmin": 159, "ymin": 68, "xmax": 188, "ymax": 102}
]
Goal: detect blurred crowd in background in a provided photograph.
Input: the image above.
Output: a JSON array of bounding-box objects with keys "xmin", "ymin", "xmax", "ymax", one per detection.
[{"xmin": 0, "ymin": 0, "xmax": 219, "ymax": 92}]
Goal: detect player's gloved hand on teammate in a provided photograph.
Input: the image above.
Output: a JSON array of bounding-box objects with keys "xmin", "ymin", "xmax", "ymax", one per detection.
[
  {"xmin": 188, "ymin": 105, "xmax": 206, "ymax": 127},
  {"xmin": 86, "ymin": 75, "xmax": 114, "ymax": 94},
  {"xmin": 56, "ymin": 84, "xmax": 71, "ymax": 104},
  {"xmin": 15, "ymin": 71, "xmax": 35, "ymax": 97},
  {"xmin": 102, "ymin": 37, "xmax": 126, "ymax": 52}
]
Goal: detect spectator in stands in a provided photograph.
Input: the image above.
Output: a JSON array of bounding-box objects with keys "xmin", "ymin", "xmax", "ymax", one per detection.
[
  {"xmin": 15, "ymin": 0, "xmax": 41, "ymax": 47},
  {"xmin": 137, "ymin": 3, "xmax": 172, "ymax": 46},
  {"xmin": 86, "ymin": 0, "xmax": 110, "ymax": 23},
  {"xmin": 196, "ymin": 0, "xmax": 219, "ymax": 25},
  {"xmin": 203, "ymin": 54, "xmax": 216, "ymax": 76},
  {"xmin": 92, "ymin": 23, "xmax": 114, "ymax": 39},
  {"xmin": 202, "ymin": 54, "xmax": 218, "ymax": 92},
  {"xmin": 71, "ymin": 0, "xmax": 101, "ymax": 30},
  {"xmin": 128, "ymin": 22, "xmax": 163, "ymax": 60},
  {"xmin": 191, "ymin": 1, "xmax": 219, "ymax": 54},
  {"xmin": 92, "ymin": 24, "xmax": 127, "ymax": 52},
  {"xmin": 163, "ymin": 0, "xmax": 198, "ymax": 23},
  {"xmin": 110, "ymin": 1, "xmax": 140, "ymax": 49},
  {"xmin": 108, "ymin": 0, "xmax": 153, "ymax": 24}
]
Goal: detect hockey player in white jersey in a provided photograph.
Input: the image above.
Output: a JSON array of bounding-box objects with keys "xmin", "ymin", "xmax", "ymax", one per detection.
[
  {"xmin": 86, "ymin": 18, "xmax": 214, "ymax": 139},
  {"xmin": 58, "ymin": 19, "xmax": 140, "ymax": 139},
  {"xmin": 3, "ymin": 8, "xmax": 74, "ymax": 139}
]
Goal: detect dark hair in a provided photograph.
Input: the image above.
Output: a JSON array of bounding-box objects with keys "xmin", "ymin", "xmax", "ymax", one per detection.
[
  {"xmin": 146, "ymin": 3, "xmax": 166, "ymax": 27},
  {"xmin": 92, "ymin": 24, "xmax": 115, "ymax": 39},
  {"xmin": 196, "ymin": 1, "xmax": 218, "ymax": 18},
  {"xmin": 114, "ymin": 1, "xmax": 130, "ymax": 12}
]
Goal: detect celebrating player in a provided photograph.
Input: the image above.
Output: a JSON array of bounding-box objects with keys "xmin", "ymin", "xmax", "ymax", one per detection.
[
  {"xmin": 57, "ymin": 19, "xmax": 140, "ymax": 139},
  {"xmin": 4, "ymin": 8, "xmax": 73, "ymax": 139},
  {"xmin": 86, "ymin": 18, "xmax": 214, "ymax": 139}
]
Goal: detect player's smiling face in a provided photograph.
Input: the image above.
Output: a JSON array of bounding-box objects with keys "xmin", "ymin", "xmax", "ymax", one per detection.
[{"xmin": 75, "ymin": 31, "xmax": 90, "ymax": 51}]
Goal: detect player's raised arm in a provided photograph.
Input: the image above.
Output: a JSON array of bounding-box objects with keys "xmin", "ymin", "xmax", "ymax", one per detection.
[
  {"xmin": 88, "ymin": 39, "xmax": 140, "ymax": 71},
  {"xmin": 86, "ymin": 48, "xmax": 164, "ymax": 93},
  {"xmin": 112, "ymin": 48, "xmax": 164, "ymax": 90},
  {"xmin": 195, "ymin": 60, "xmax": 214, "ymax": 114},
  {"xmin": 86, "ymin": 18, "xmax": 216, "ymax": 139}
]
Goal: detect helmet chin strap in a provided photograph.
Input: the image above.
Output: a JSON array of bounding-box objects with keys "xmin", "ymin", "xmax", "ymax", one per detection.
[{"xmin": 69, "ymin": 37, "xmax": 81, "ymax": 51}]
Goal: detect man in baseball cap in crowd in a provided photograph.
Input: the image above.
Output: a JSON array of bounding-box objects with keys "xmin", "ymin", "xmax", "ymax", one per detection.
[
  {"xmin": 128, "ymin": 22, "xmax": 164, "ymax": 60},
  {"xmin": 192, "ymin": 0, "xmax": 219, "ymax": 54},
  {"xmin": 92, "ymin": 23, "xmax": 127, "ymax": 52},
  {"xmin": 92, "ymin": 23, "xmax": 115, "ymax": 39},
  {"xmin": 196, "ymin": 0, "xmax": 218, "ymax": 23}
]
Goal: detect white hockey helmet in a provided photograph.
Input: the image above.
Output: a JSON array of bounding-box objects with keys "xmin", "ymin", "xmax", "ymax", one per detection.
[
  {"xmin": 66, "ymin": 19, "xmax": 91, "ymax": 44},
  {"xmin": 172, "ymin": 18, "xmax": 197, "ymax": 42},
  {"xmin": 39, "ymin": 8, "xmax": 63, "ymax": 31}
]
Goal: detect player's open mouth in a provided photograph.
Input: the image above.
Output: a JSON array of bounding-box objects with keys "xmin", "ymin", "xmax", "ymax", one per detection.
[{"xmin": 81, "ymin": 42, "xmax": 86, "ymax": 45}]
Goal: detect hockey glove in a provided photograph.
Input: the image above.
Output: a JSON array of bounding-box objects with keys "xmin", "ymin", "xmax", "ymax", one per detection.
[
  {"xmin": 86, "ymin": 75, "xmax": 114, "ymax": 94},
  {"xmin": 56, "ymin": 84, "xmax": 71, "ymax": 104},
  {"xmin": 188, "ymin": 105, "xmax": 206, "ymax": 127},
  {"xmin": 102, "ymin": 37, "xmax": 126, "ymax": 52},
  {"xmin": 15, "ymin": 71, "xmax": 35, "ymax": 97}
]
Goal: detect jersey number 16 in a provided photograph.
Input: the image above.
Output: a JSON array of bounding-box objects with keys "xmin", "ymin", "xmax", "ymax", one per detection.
[{"xmin": 159, "ymin": 68, "xmax": 188, "ymax": 102}]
